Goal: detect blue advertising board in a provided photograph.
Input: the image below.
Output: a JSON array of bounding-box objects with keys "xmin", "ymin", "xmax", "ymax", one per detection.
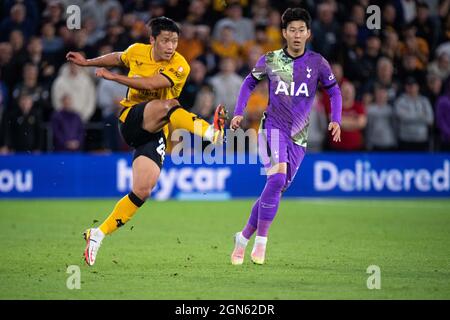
[{"xmin": 0, "ymin": 153, "xmax": 449, "ymax": 199}]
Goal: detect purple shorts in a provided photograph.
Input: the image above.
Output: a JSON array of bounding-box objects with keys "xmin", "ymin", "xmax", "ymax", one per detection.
[{"xmin": 258, "ymin": 116, "xmax": 306, "ymax": 191}]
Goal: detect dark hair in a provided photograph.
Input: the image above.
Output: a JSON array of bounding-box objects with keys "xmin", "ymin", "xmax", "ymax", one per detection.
[
  {"xmin": 147, "ymin": 16, "xmax": 180, "ymax": 38},
  {"xmin": 255, "ymin": 24, "xmax": 267, "ymax": 32},
  {"xmin": 417, "ymin": 2, "xmax": 429, "ymax": 10},
  {"xmin": 281, "ymin": 8, "xmax": 311, "ymax": 29}
]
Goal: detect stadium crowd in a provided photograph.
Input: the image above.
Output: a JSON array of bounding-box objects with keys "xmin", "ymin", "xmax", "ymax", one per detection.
[{"xmin": 0, "ymin": 0, "xmax": 449, "ymax": 154}]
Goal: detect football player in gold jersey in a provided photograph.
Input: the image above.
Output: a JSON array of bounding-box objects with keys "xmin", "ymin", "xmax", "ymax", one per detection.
[{"xmin": 66, "ymin": 17, "xmax": 227, "ymax": 266}]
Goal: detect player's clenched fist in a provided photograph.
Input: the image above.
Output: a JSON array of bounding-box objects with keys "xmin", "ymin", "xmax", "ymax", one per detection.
[
  {"xmin": 230, "ymin": 115, "xmax": 243, "ymax": 131},
  {"xmin": 95, "ymin": 68, "xmax": 116, "ymax": 80},
  {"xmin": 66, "ymin": 51, "xmax": 88, "ymax": 66}
]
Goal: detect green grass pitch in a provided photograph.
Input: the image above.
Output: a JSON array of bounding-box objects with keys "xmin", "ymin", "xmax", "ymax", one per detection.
[{"xmin": 0, "ymin": 199, "xmax": 449, "ymax": 299}]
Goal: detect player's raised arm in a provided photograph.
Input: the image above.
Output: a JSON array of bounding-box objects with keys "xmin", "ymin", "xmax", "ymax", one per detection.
[
  {"xmin": 66, "ymin": 51, "xmax": 125, "ymax": 68},
  {"xmin": 231, "ymin": 55, "xmax": 266, "ymax": 130},
  {"xmin": 94, "ymin": 68, "xmax": 172, "ymax": 91}
]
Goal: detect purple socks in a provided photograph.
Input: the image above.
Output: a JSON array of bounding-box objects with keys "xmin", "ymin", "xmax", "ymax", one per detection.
[
  {"xmin": 242, "ymin": 198, "xmax": 259, "ymax": 239},
  {"xmin": 241, "ymin": 173, "xmax": 286, "ymax": 239}
]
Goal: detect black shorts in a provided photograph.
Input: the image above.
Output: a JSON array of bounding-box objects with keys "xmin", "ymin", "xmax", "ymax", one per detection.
[{"xmin": 119, "ymin": 102, "xmax": 166, "ymax": 168}]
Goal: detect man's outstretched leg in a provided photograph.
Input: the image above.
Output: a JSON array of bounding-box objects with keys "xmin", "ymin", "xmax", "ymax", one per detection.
[
  {"xmin": 84, "ymin": 156, "xmax": 160, "ymax": 266},
  {"xmin": 141, "ymin": 99, "xmax": 228, "ymax": 144}
]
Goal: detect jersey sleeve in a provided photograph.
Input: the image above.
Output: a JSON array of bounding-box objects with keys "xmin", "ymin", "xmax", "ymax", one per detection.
[
  {"xmin": 120, "ymin": 44, "xmax": 138, "ymax": 68},
  {"xmin": 250, "ymin": 55, "xmax": 267, "ymax": 81},
  {"xmin": 234, "ymin": 55, "xmax": 266, "ymax": 116},
  {"xmin": 161, "ymin": 55, "xmax": 190, "ymax": 88},
  {"xmin": 318, "ymin": 55, "xmax": 337, "ymax": 89}
]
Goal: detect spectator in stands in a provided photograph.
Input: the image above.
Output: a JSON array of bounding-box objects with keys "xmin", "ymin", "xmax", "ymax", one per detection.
[
  {"xmin": 427, "ymin": 52, "xmax": 450, "ymax": 81},
  {"xmin": 51, "ymin": 62, "xmax": 96, "ymax": 123},
  {"xmin": 1, "ymin": 92, "xmax": 43, "ymax": 153},
  {"xmin": 337, "ymin": 21, "xmax": 364, "ymax": 83},
  {"xmin": 122, "ymin": 0, "xmax": 149, "ymax": 19},
  {"xmin": 103, "ymin": 23, "xmax": 128, "ymax": 49},
  {"xmin": 2, "ymin": 0, "xmax": 40, "ymax": 31},
  {"xmin": 42, "ymin": 0, "xmax": 66, "ymax": 30},
  {"xmin": 197, "ymin": 42, "xmax": 221, "ymax": 77},
  {"xmin": 436, "ymin": 80, "xmax": 450, "ymax": 151},
  {"xmin": 360, "ymin": 35, "xmax": 382, "ymax": 84},
  {"xmin": 412, "ymin": 2, "xmax": 440, "ymax": 52},
  {"xmin": 0, "ymin": 3, "xmax": 34, "ymax": 41},
  {"xmin": 211, "ymin": 24, "xmax": 241, "ymax": 61},
  {"xmin": 351, "ymin": 3, "xmax": 372, "ymax": 49},
  {"xmin": 311, "ymin": 2, "xmax": 339, "ymax": 61},
  {"xmin": 362, "ymin": 57, "xmax": 399, "ymax": 106},
  {"xmin": 243, "ymin": 80, "xmax": 268, "ymax": 133},
  {"xmin": 12, "ymin": 63, "xmax": 52, "ymax": 121},
  {"xmin": 106, "ymin": 3, "xmax": 124, "ymax": 27},
  {"xmin": 96, "ymin": 68, "xmax": 127, "ymax": 151},
  {"xmin": 437, "ymin": 7, "xmax": 450, "ymax": 46},
  {"xmin": 329, "ymin": 81, "xmax": 367, "ymax": 151},
  {"xmin": 163, "ymin": 0, "xmax": 189, "ymax": 22},
  {"xmin": 423, "ymin": 72, "xmax": 444, "ymax": 151},
  {"xmin": 185, "ymin": 0, "xmax": 212, "ymax": 26},
  {"xmin": 148, "ymin": 1, "xmax": 166, "ymax": 20},
  {"xmin": 366, "ymin": 84, "xmax": 397, "ymax": 151},
  {"xmin": 8, "ymin": 30, "xmax": 28, "ymax": 88},
  {"xmin": 9, "ymin": 30, "xmax": 28, "ymax": 65},
  {"xmin": 0, "ymin": 42, "xmax": 15, "ymax": 90},
  {"xmin": 213, "ymin": 3, "xmax": 255, "ymax": 45},
  {"xmin": 41, "ymin": 21, "xmax": 65, "ymax": 55},
  {"xmin": 82, "ymin": 17, "xmax": 106, "ymax": 47},
  {"xmin": 394, "ymin": 76, "xmax": 434, "ymax": 151},
  {"xmin": 396, "ymin": 0, "xmax": 417, "ymax": 25},
  {"xmin": 435, "ymin": 40, "xmax": 450, "ymax": 64},
  {"xmin": 250, "ymin": 0, "xmax": 272, "ymax": 26},
  {"xmin": 399, "ymin": 23, "xmax": 430, "ymax": 71},
  {"xmin": 0, "ymin": 68, "xmax": 7, "ymax": 112},
  {"xmin": 179, "ymin": 59, "xmax": 208, "ymax": 110},
  {"xmin": 382, "ymin": 2, "xmax": 401, "ymax": 32},
  {"xmin": 82, "ymin": 0, "xmax": 122, "ymax": 31},
  {"xmin": 191, "ymin": 85, "xmax": 216, "ymax": 123},
  {"xmin": 177, "ymin": 23, "xmax": 204, "ymax": 63},
  {"xmin": 423, "ymin": 72, "xmax": 443, "ymax": 108},
  {"xmin": 27, "ymin": 37, "xmax": 60, "ymax": 87},
  {"xmin": 209, "ymin": 57, "xmax": 243, "ymax": 116},
  {"xmin": 51, "ymin": 94, "xmax": 84, "ymax": 152},
  {"xmin": 69, "ymin": 29, "xmax": 97, "ymax": 59},
  {"xmin": 0, "ymin": 68, "xmax": 7, "ymax": 151},
  {"xmin": 438, "ymin": 0, "xmax": 450, "ymax": 25},
  {"xmin": 238, "ymin": 45, "xmax": 263, "ymax": 78},
  {"xmin": 381, "ymin": 29, "xmax": 402, "ymax": 67},
  {"xmin": 266, "ymin": 9, "xmax": 282, "ymax": 50},
  {"xmin": 241, "ymin": 24, "xmax": 273, "ymax": 60},
  {"xmin": 399, "ymin": 53, "xmax": 426, "ymax": 86}
]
